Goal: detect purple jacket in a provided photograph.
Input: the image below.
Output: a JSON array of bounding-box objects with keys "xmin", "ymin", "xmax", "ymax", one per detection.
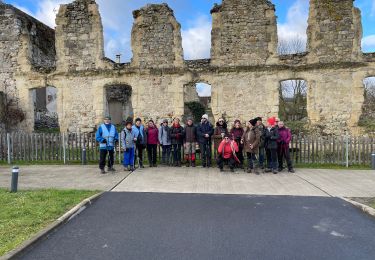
[{"xmin": 277, "ymin": 127, "xmax": 291, "ymax": 149}]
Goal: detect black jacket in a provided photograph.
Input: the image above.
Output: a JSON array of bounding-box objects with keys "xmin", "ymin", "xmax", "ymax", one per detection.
[
  {"xmin": 264, "ymin": 126, "xmax": 279, "ymax": 149},
  {"xmin": 170, "ymin": 125, "xmax": 184, "ymax": 145},
  {"xmin": 197, "ymin": 121, "xmax": 214, "ymax": 144}
]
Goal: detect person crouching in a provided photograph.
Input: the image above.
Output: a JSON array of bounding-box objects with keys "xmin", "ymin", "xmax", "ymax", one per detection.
[
  {"xmin": 217, "ymin": 134, "xmax": 239, "ymax": 172},
  {"xmin": 121, "ymin": 119, "xmax": 136, "ymax": 171}
]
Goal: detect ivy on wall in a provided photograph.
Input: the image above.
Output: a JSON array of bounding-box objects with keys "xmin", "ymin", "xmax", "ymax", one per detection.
[{"xmin": 184, "ymin": 101, "xmax": 205, "ymax": 123}]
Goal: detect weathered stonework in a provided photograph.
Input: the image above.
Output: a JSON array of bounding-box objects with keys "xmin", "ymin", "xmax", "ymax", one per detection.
[
  {"xmin": 307, "ymin": 0, "xmax": 362, "ymax": 63},
  {"xmin": 1, "ymin": 0, "xmax": 374, "ymax": 135},
  {"xmin": 211, "ymin": 0, "xmax": 278, "ymax": 66},
  {"xmin": 131, "ymin": 4, "xmax": 184, "ymax": 68}
]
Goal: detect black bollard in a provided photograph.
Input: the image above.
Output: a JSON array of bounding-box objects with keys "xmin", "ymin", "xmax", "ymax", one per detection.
[
  {"xmin": 372, "ymin": 153, "xmax": 375, "ymax": 170},
  {"xmin": 11, "ymin": 166, "xmax": 19, "ymax": 193},
  {"xmin": 82, "ymin": 148, "xmax": 87, "ymax": 165}
]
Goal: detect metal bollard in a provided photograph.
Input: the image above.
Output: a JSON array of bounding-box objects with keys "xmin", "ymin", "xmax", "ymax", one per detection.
[
  {"xmin": 82, "ymin": 148, "xmax": 87, "ymax": 165},
  {"xmin": 372, "ymin": 153, "xmax": 375, "ymax": 170},
  {"xmin": 11, "ymin": 166, "xmax": 19, "ymax": 193}
]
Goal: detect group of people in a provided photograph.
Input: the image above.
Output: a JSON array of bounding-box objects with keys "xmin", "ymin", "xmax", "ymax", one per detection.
[{"xmin": 95, "ymin": 114, "xmax": 295, "ymax": 175}]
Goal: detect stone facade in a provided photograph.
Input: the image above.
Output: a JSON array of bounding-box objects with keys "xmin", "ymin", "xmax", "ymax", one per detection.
[
  {"xmin": 211, "ymin": 0, "xmax": 278, "ymax": 66},
  {"xmin": 0, "ymin": 0, "xmax": 374, "ymax": 135}
]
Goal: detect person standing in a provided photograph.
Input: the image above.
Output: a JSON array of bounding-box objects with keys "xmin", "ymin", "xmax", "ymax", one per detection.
[
  {"xmin": 256, "ymin": 117, "xmax": 266, "ymax": 169},
  {"xmin": 170, "ymin": 118, "xmax": 184, "ymax": 167},
  {"xmin": 183, "ymin": 117, "xmax": 197, "ymax": 167},
  {"xmin": 231, "ymin": 119, "xmax": 245, "ymax": 169},
  {"xmin": 277, "ymin": 121, "xmax": 295, "ymax": 173},
  {"xmin": 158, "ymin": 119, "xmax": 172, "ymax": 166},
  {"xmin": 242, "ymin": 119, "xmax": 261, "ymax": 174},
  {"xmin": 213, "ymin": 118, "xmax": 229, "ymax": 154},
  {"xmin": 217, "ymin": 134, "xmax": 239, "ymax": 172},
  {"xmin": 146, "ymin": 120, "xmax": 159, "ymax": 167},
  {"xmin": 95, "ymin": 115, "xmax": 119, "ymax": 174},
  {"xmin": 197, "ymin": 114, "xmax": 214, "ymax": 168},
  {"xmin": 132, "ymin": 118, "xmax": 146, "ymax": 168},
  {"xmin": 121, "ymin": 119, "xmax": 136, "ymax": 171},
  {"xmin": 264, "ymin": 117, "xmax": 280, "ymax": 174}
]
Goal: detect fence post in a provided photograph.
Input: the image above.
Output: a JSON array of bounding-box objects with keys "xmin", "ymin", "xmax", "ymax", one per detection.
[
  {"xmin": 11, "ymin": 166, "xmax": 19, "ymax": 193},
  {"xmin": 372, "ymin": 153, "xmax": 375, "ymax": 170},
  {"xmin": 7, "ymin": 133, "xmax": 11, "ymax": 165},
  {"xmin": 118, "ymin": 134, "xmax": 121, "ymax": 165},
  {"xmin": 62, "ymin": 133, "xmax": 66, "ymax": 165},
  {"xmin": 345, "ymin": 134, "xmax": 349, "ymax": 168}
]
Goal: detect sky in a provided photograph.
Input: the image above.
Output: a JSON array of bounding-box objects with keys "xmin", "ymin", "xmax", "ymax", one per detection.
[{"xmin": 5, "ymin": 0, "xmax": 375, "ymax": 96}]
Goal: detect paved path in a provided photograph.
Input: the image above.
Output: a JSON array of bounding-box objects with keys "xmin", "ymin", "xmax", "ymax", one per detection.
[
  {"xmin": 20, "ymin": 192, "xmax": 375, "ymax": 260},
  {"xmin": 0, "ymin": 165, "xmax": 130, "ymax": 191},
  {"xmin": 1, "ymin": 165, "xmax": 374, "ymax": 197},
  {"xmin": 114, "ymin": 167, "xmax": 375, "ymax": 197}
]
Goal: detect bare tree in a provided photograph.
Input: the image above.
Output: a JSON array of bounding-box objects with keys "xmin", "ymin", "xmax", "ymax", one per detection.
[
  {"xmin": 279, "ymin": 80, "xmax": 307, "ymax": 121},
  {"xmin": 278, "ymin": 35, "xmax": 306, "ymax": 55}
]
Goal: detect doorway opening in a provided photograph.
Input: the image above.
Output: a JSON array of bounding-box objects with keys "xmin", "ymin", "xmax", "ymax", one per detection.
[
  {"xmin": 184, "ymin": 82, "xmax": 212, "ymax": 123},
  {"xmin": 31, "ymin": 86, "xmax": 59, "ymax": 132},
  {"xmin": 105, "ymin": 84, "xmax": 133, "ymax": 126}
]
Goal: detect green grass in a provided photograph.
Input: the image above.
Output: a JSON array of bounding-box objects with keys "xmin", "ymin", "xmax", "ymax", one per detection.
[
  {"xmin": 294, "ymin": 163, "xmax": 371, "ymax": 170},
  {"xmin": 0, "ymin": 189, "xmax": 98, "ymax": 257}
]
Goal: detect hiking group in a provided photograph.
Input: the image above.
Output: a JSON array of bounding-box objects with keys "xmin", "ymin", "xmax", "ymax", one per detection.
[{"xmin": 95, "ymin": 115, "xmax": 295, "ymax": 174}]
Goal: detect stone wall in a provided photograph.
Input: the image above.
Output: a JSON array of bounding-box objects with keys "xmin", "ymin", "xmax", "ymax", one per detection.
[
  {"xmin": 211, "ymin": 0, "xmax": 278, "ymax": 66},
  {"xmin": 55, "ymin": 0, "xmax": 105, "ymax": 71},
  {"xmin": 307, "ymin": 0, "xmax": 362, "ymax": 63},
  {"xmin": 1, "ymin": 0, "xmax": 375, "ymax": 136},
  {"xmin": 131, "ymin": 4, "xmax": 184, "ymax": 68},
  {"xmin": 0, "ymin": 2, "xmax": 55, "ymax": 103}
]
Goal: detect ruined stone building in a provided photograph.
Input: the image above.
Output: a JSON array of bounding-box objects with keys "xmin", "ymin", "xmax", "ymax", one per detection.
[{"xmin": 0, "ymin": 0, "xmax": 374, "ymax": 134}]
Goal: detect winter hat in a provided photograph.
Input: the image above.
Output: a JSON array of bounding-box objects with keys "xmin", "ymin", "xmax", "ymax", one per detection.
[
  {"xmin": 104, "ymin": 115, "xmax": 111, "ymax": 120},
  {"xmin": 267, "ymin": 117, "xmax": 276, "ymax": 126},
  {"xmin": 186, "ymin": 117, "xmax": 193, "ymax": 122},
  {"xmin": 162, "ymin": 119, "xmax": 168, "ymax": 123},
  {"xmin": 249, "ymin": 119, "xmax": 257, "ymax": 127},
  {"xmin": 125, "ymin": 119, "xmax": 133, "ymax": 126},
  {"xmin": 202, "ymin": 114, "xmax": 209, "ymax": 120},
  {"xmin": 255, "ymin": 117, "xmax": 262, "ymax": 122}
]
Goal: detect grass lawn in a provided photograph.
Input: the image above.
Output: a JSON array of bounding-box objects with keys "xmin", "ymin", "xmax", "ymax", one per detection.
[{"xmin": 0, "ymin": 189, "xmax": 98, "ymax": 257}]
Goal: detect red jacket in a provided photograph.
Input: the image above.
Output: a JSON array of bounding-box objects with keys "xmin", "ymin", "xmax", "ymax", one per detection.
[
  {"xmin": 147, "ymin": 126, "xmax": 159, "ymax": 145},
  {"xmin": 218, "ymin": 140, "xmax": 239, "ymax": 159}
]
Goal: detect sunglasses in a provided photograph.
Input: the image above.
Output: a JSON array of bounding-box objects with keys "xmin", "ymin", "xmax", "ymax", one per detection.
[{"xmin": 219, "ymin": 120, "xmax": 224, "ymax": 122}]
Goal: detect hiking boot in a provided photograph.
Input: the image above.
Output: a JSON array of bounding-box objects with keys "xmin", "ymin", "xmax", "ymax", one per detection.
[
  {"xmin": 254, "ymin": 168, "xmax": 260, "ymax": 175},
  {"xmin": 220, "ymin": 168, "xmax": 224, "ymax": 172},
  {"xmin": 246, "ymin": 168, "xmax": 252, "ymax": 174},
  {"xmin": 100, "ymin": 169, "xmax": 106, "ymax": 174},
  {"xmin": 192, "ymin": 161, "xmax": 196, "ymax": 167},
  {"xmin": 288, "ymin": 168, "xmax": 295, "ymax": 173},
  {"xmin": 130, "ymin": 167, "xmax": 135, "ymax": 171},
  {"xmin": 230, "ymin": 168, "xmax": 235, "ymax": 173},
  {"xmin": 108, "ymin": 167, "xmax": 116, "ymax": 172},
  {"xmin": 265, "ymin": 168, "xmax": 272, "ymax": 173},
  {"xmin": 177, "ymin": 161, "xmax": 182, "ymax": 167},
  {"xmin": 186, "ymin": 161, "xmax": 190, "ymax": 167},
  {"xmin": 153, "ymin": 164, "xmax": 157, "ymax": 167},
  {"xmin": 273, "ymin": 169, "xmax": 278, "ymax": 174}
]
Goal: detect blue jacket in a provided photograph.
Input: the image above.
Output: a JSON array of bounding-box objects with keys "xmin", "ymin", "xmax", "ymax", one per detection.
[
  {"xmin": 96, "ymin": 124, "xmax": 119, "ymax": 150},
  {"xmin": 132, "ymin": 125, "xmax": 146, "ymax": 146}
]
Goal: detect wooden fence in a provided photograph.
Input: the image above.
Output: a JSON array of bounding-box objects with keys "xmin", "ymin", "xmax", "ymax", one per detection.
[{"xmin": 0, "ymin": 132, "xmax": 374, "ymax": 166}]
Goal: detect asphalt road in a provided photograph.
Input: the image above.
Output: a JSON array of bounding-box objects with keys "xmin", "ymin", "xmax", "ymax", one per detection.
[{"xmin": 20, "ymin": 192, "xmax": 375, "ymax": 260}]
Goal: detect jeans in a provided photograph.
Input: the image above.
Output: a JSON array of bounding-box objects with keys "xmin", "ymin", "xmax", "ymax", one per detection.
[
  {"xmin": 259, "ymin": 147, "xmax": 265, "ymax": 168},
  {"xmin": 266, "ymin": 148, "xmax": 278, "ymax": 170},
  {"xmin": 246, "ymin": 152, "xmax": 258, "ymax": 169},
  {"xmin": 172, "ymin": 144, "xmax": 182, "ymax": 163},
  {"xmin": 147, "ymin": 144, "xmax": 157, "ymax": 165},
  {"xmin": 99, "ymin": 149, "xmax": 114, "ymax": 170},
  {"xmin": 199, "ymin": 143, "xmax": 212, "ymax": 166},
  {"xmin": 161, "ymin": 145, "xmax": 171, "ymax": 164},
  {"xmin": 277, "ymin": 146, "xmax": 293, "ymax": 170},
  {"xmin": 123, "ymin": 147, "xmax": 135, "ymax": 167}
]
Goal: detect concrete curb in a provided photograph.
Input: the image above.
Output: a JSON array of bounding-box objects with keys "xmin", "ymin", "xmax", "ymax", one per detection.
[
  {"xmin": 341, "ymin": 197, "xmax": 375, "ymax": 218},
  {"xmin": 1, "ymin": 192, "xmax": 104, "ymax": 260}
]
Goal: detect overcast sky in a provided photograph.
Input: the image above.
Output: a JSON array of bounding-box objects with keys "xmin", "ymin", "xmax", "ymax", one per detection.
[{"xmin": 5, "ymin": 0, "xmax": 375, "ymax": 96}]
